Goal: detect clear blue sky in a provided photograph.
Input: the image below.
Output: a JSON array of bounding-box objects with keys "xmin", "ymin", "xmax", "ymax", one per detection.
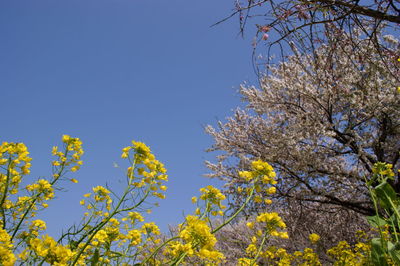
[{"xmin": 0, "ymin": 0, "xmax": 257, "ymax": 236}]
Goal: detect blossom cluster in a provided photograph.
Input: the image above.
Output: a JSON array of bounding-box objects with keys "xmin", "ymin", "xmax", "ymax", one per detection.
[
  {"xmin": 52, "ymin": 135, "xmax": 83, "ymax": 178},
  {"xmin": 237, "ymin": 160, "xmax": 277, "ymax": 205}
]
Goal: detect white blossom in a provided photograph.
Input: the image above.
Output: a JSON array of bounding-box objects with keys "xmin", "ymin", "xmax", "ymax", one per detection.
[{"xmin": 206, "ymin": 28, "xmax": 400, "ymax": 216}]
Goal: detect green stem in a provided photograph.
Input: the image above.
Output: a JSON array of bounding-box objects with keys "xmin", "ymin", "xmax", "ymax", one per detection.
[
  {"xmin": 251, "ymin": 230, "xmax": 270, "ymax": 266},
  {"xmin": 171, "ymin": 249, "xmax": 190, "ymax": 266},
  {"xmin": 57, "ymin": 213, "xmax": 96, "ymax": 244},
  {"xmin": 70, "ymin": 156, "xmax": 138, "ymax": 265},
  {"xmin": 71, "ymin": 186, "xmax": 150, "ymax": 266},
  {"xmin": 383, "ymin": 191, "xmax": 400, "ymax": 243},
  {"xmin": 10, "ymin": 159, "xmax": 67, "ymax": 241},
  {"xmin": 200, "ymin": 201, "xmax": 211, "ymax": 220},
  {"xmin": 140, "ymin": 236, "xmax": 179, "ymax": 265},
  {"xmin": 365, "ymin": 175, "xmax": 389, "ymax": 257},
  {"xmin": 212, "ymin": 185, "xmax": 256, "ymax": 234}
]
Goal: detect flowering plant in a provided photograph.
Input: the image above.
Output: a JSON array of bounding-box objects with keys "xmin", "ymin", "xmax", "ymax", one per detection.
[{"xmin": 0, "ymin": 135, "xmax": 396, "ymax": 265}]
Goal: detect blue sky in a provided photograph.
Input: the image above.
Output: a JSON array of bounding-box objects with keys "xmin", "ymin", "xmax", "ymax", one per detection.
[{"xmin": 0, "ymin": 0, "xmax": 258, "ymax": 236}]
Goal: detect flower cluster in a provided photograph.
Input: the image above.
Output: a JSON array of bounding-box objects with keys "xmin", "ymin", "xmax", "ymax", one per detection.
[
  {"xmin": 164, "ymin": 215, "xmax": 225, "ymax": 264},
  {"xmin": 52, "ymin": 135, "xmax": 83, "ymax": 178},
  {"xmin": 238, "ymin": 160, "xmax": 276, "ymax": 183},
  {"xmin": 241, "ymin": 212, "xmax": 288, "ymax": 263},
  {"xmin": 192, "ymin": 185, "xmax": 226, "ymax": 217},
  {"xmin": 123, "ymin": 141, "xmax": 168, "ymax": 199},
  {"xmin": 237, "ymin": 160, "xmax": 278, "ymax": 205},
  {"xmin": 0, "ymin": 142, "xmax": 32, "ymax": 176},
  {"xmin": 0, "ymin": 142, "xmax": 32, "ymax": 212},
  {"xmin": 372, "ymin": 162, "xmax": 395, "ymax": 179},
  {"xmin": 28, "ymin": 234, "xmax": 75, "ymax": 265},
  {"xmin": 26, "ymin": 179, "xmax": 54, "ymax": 201},
  {"xmin": 28, "ymin": 219, "xmax": 47, "ymax": 237},
  {"xmin": 309, "ymin": 233, "xmax": 320, "ymax": 244},
  {"xmin": 0, "ymin": 228, "xmax": 16, "ymax": 266},
  {"xmin": 327, "ymin": 241, "xmax": 371, "ymax": 265},
  {"xmin": 255, "ymin": 212, "xmax": 287, "ymax": 238},
  {"xmin": 245, "ymin": 244, "xmax": 322, "ymax": 265}
]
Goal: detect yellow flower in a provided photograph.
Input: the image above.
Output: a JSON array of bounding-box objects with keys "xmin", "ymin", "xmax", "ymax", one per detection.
[
  {"xmin": 279, "ymin": 232, "xmax": 289, "ymax": 239},
  {"xmin": 29, "ymin": 235, "xmax": 75, "ymax": 264},
  {"xmin": 256, "ymin": 212, "xmax": 286, "ymax": 229},
  {"xmin": 246, "ymin": 243, "xmax": 257, "ymax": 256},
  {"xmin": 165, "ymin": 242, "xmax": 194, "ymax": 257},
  {"xmin": 0, "ymin": 229, "xmax": 17, "ymax": 266},
  {"xmin": 178, "ymin": 215, "xmax": 225, "ymax": 263},
  {"xmin": 264, "ymin": 199, "xmax": 272, "ymax": 204},
  {"xmin": 247, "ymin": 222, "xmax": 254, "ymax": 229},
  {"xmin": 309, "ymin": 233, "xmax": 320, "ymax": 244},
  {"xmin": 191, "ymin": 196, "xmax": 197, "ymax": 203},
  {"xmin": 254, "ymin": 196, "xmax": 262, "ymax": 203},
  {"xmin": 125, "ymin": 212, "xmax": 144, "ymax": 223},
  {"xmin": 93, "ymin": 230, "xmax": 108, "ymax": 245},
  {"xmin": 153, "ymin": 192, "xmax": 166, "ymax": 199},
  {"xmin": 51, "ymin": 146, "xmax": 58, "ymax": 155},
  {"xmin": 70, "ymin": 166, "xmax": 79, "ymax": 172},
  {"xmin": 142, "ymin": 222, "xmax": 160, "ymax": 235},
  {"xmin": 127, "ymin": 230, "xmax": 141, "ymax": 246},
  {"xmin": 238, "ymin": 258, "xmax": 258, "ymax": 266},
  {"xmin": 239, "ymin": 171, "xmax": 255, "ymax": 181},
  {"xmin": 30, "ymin": 219, "xmax": 47, "ymax": 231},
  {"xmin": 62, "ymin": 135, "xmax": 70, "ymax": 143},
  {"xmin": 266, "ymin": 186, "xmax": 276, "ymax": 194},
  {"xmin": 199, "ymin": 185, "xmax": 226, "ymax": 204}
]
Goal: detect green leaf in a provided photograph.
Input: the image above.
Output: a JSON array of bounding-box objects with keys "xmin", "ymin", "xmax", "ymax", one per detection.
[
  {"xmin": 387, "ymin": 212, "xmax": 400, "ymax": 227},
  {"xmin": 375, "ymin": 182, "xmax": 399, "ymax": 210},
  {"xmin": 367, "ymin": 215, "xmax": 387, "ymax": 227},
  {"xmin": 388, "ymin": 242, "xmax": 400, "ymax": 264},
  {"xmin": 375, "ymin": 182, "xmax": 397, "ymax": 200},
  {"xmin": 371, "ymin": 238, "xmax": 389, "ymax": 266}
]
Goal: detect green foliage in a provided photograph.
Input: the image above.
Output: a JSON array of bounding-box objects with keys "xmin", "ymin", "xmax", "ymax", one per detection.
[{"xmin": 367, "ymin": 162, "xmax": 400, "ymax": 265}]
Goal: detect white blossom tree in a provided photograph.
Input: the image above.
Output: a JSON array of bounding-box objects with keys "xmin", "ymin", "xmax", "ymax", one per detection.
[
  {"xmin": 224, "ymin": 0, "xmax": 400, "ymax": 32},
  {"xmin": 206, "ymin": 26, "xmax": 400, "ymax": 217},
  {"xmin": 217, "ymin": 0, "xmax": 399, "ymax": 61}
]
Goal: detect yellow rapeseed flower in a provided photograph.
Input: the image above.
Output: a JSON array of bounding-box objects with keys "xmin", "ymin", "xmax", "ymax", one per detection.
[
  {"xmin": 62, "ymin": 135, "xmax": 70, "ymax": 143},
  {"xmin": 309, "ymin": 233, "xmax": 320, "ymax": 244}
]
